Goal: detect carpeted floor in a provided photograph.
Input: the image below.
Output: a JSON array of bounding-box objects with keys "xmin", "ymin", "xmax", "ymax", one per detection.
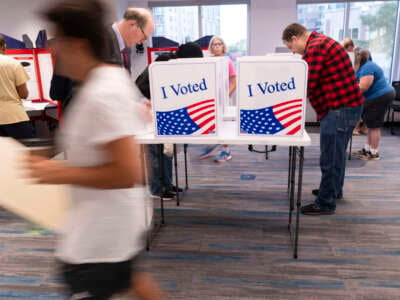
[{"xmin": 0, "ymin": 127, "xmax": 399, "ymax": 299}]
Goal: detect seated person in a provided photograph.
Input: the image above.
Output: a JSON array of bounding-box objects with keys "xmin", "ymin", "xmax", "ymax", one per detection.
[{"xmin": 135, "ymin": 42, "xmax": 203, "ymax": 199}]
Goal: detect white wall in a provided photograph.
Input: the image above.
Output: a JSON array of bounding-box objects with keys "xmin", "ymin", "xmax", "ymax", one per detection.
[
  {"xmin": 249, "ymin": 0, "xmax": 297, "ymax": 55},
  {"xmin": 0, "ymin": 0, "xmax": 52, "ymax": 42},
  {"xmin": 0, "ymin": 0, "xmax": 118, "ymax": 43},
  {"xmin": 0, "ymin": 0, "xmax": 119, "ymax": 42}
]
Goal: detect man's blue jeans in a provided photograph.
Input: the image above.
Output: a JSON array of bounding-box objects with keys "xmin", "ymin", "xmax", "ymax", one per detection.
[
  {"xmin": 315, "ymin": 105, "xmax": 362, "ymax": 212},
  {"xmin": 148, "ymin": 144, "xmax": 173, "ymax": 195}
]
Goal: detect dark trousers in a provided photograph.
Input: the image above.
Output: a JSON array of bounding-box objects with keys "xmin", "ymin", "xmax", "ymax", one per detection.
[
  {"xmin": 148, "ymin": 144, "xmax": 173, "ymax": 195},
  {"xmin": 316, "ymin": 105, "xmax": 362, "ymax": 212},
  {"xmin": 0, "ymin": 121, "xmax": 35, "ymax": 139}
]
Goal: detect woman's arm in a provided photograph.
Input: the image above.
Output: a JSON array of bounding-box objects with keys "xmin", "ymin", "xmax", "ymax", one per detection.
[
  {"xmin": 359, "ymin": 75, "xmax": 374, "ymax": 93},
  {"xmin": 229, "ymin": 75, "xmax": 237, "ymax": 97},
  {"xmin": 25, "ymin": 136, "xmax": 143, "ymax": 189}
]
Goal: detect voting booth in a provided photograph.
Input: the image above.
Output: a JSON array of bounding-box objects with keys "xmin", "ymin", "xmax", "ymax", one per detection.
[
  {"xmin": 237, "ymin": 55, "xmax": 308, "ymax": 137},
  {"xmin": 5, "ymin": 49, "xmax": 54, "ymax": 102},
  {"xmin": 149, "ymin": 57, "xmax": 228, "ymax": 137}
]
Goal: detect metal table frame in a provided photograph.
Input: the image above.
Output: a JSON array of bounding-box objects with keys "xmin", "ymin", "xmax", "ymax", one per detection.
[{"xmin": 137, "ymin": 121, "xmax": 310, "ymax": 258}]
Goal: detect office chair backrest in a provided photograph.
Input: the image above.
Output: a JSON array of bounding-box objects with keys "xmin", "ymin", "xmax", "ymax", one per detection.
[{"xmin": 392, "ymin": 81, "xmax": 400, "ymax": 101}]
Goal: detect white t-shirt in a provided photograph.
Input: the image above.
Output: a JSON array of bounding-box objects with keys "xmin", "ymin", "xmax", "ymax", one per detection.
[{"xmin": 57, "ymin": 66, "xmax": 147, "ymax": 264}]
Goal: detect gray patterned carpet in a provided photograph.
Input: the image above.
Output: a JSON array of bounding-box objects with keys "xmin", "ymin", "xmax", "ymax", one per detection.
[{"xmin": 0, "ymin": 127, "xmax": 400, "ymax": 299}]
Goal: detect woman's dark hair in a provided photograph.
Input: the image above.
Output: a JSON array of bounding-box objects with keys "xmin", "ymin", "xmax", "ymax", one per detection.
[
  {"xmin": 176, "ymin": 42, "xmax": 203, "ymax": 58},
  {"xmin": 0, "ymin": 35, "xmax": 6, "ymax": 50},
  {"xmin": 135, "ymin": 52, "xmax": 177, "ymax": 99},
  {"xmin": 42, "ymin": 0, "xmax": 106, "ymax": 60},
  {"xmin": 135, "ymin": 44, "xmax": 203, "ymax": 99},
  {"xmin": 355, "ymin": 49, "xmax": 372, "ymax": 68}
]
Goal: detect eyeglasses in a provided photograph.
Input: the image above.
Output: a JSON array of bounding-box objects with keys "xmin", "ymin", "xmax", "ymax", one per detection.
[
  {"xmin": 137, "ymin": 24, "xmax": 148, "ymax": 42},
  {"xmin": 212, "ymin": 42, "xmax": 223, "ymax": 47}
]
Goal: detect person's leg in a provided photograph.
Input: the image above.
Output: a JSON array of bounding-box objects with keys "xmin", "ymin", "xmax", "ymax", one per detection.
[
  {"xmin": 360, "ymin": 122, "xmax": 368, "ymax": 135},
  {"xmin": 336, "ymin": 106, "xmax": 362, "ymax": 198},
  {"xmin": 353, "ymin": 119, "xmax": 361, "ymax": 135},
  {"xmin": 367, "ymin": 129, "xmax": 372, "ymax": 148},
  {"xmin": 130, "ymin": 272, "xmax": 166, "ymax": 300},
  {"xmin": 362, "ymin": 91, "xmax": 394, "ymax": 160},
  {"xmin": 148, "ymin": 144, "xmax": 161, "ymax": 196},
  {"xmin": 162, "ymin": 154, "xmax": 174, "ymax": 191},
  {"xmin": 199, "ymin": 144, "xmax": 218, "ymax": 159},
  {"xmin": 313, "ymin": 110, "xmax": 339, "ymax": 212},
  {"xmin": 215, "ymin": 144, "xmax": 232, "ymax": 162},
  {"xmin": 353, "ymin": 102, "xmax": 371, "ymax": 158},
  {"xmin": 369, "ymin": 128, "xmax": 381, "ymax": 150}
]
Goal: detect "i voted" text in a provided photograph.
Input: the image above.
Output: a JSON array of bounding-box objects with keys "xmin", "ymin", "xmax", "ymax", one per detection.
[
  {"xmin": 247, "ymin": 77, "xmax": 296, "ymax": 97},
  {"xmin": 161, "ymin": 78, "xmax": 208, "ymax": 99}
]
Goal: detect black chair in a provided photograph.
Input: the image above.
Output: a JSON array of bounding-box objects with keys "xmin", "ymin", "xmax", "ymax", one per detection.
[{"xmin": 389, "ymin": 81, "xmax": 400, "ymax": 134}]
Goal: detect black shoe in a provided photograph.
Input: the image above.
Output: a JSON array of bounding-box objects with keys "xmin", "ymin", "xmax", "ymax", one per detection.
[
  {"xmin": 312, "ymin": 189, "xmax": 343, "ymax": 200},
  {"xmin": 301, "ymin": 203, "xmax": 335, "ymax": 215},
  {"xmin": 352, "ymin": 148, "xmax": 370, "ymax": 159},
  {"xmin": 172, "ymin": 185, "xmax": 183, "ymax": 193},
  {"xmin": 150, "ymin": 191, "xmax": 175, "ymax": 200}
]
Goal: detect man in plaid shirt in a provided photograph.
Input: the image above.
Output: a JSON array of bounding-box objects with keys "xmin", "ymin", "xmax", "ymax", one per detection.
[{"xmin": 282, "ymin": 23, "xmax": 364, "ymax": 215}]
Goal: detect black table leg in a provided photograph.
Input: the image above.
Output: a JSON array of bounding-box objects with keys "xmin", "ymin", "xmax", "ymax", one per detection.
[
  {"xmin": 158, "ymin": 144, "xmax": 165, "ymax": 225},
  {"xmin": 184, "ymin": 144, "xmax": 189, "ymax": 190},
  {"xmin": 294, "ymin": 146, "xmax": 304, "ymax": 259},
  {"xmin": 288, "ymin": 146, "xmax": 297, "ymax": 228},
  {"xmin": 287, "ymin": 146, "xmax": 292, "ymax": 192},
  {"xmin": 173, "ymin": 144, "xmax": 180, "ymax": 206}
]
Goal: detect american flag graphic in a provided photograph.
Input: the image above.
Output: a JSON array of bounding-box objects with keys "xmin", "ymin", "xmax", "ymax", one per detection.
[
  {"xmin": 156, "ymin": 99, "xmax": 216, "ymax": 135},
  {"xmin": 240, "ymin": 99, "xmax": 303, "ymax": 135}
]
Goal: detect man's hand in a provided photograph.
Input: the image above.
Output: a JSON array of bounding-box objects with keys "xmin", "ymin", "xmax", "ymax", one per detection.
[
  {"xmin": 23, "ymin": 154, "xmax": 67, "ymax": 184},
  {"xmin": 137, "ymin": 99, "xmax": 153, "ymax": 123}
]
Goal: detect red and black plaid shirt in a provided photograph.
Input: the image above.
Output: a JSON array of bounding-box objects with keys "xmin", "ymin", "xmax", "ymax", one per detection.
[{"xmin": 303, "ymin": 31, "xmax": 364, "ymax": 120}]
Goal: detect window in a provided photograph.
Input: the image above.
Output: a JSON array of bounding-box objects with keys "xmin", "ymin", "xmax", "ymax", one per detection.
[
  {"xmin": 152, "ymin": 6, "xmax": 199, "ymax": 44},
  {"xmin": 297, "ymin": 3, "xmax": 346, "ymax": 41},
  {"xmin": 298, "ymin": 1, "xmax": 399, "ymax": 81},
  {"xmin": 152, "ymin": 4, "xmax": 248, "ymax": 59},
  {"xmin": 201, "ymin": 4, "xmax": 248, "ymax": 59},
  {"xmin": 351, "ymin": 28, "xmax": 358, "ymax": 40},
  {"xmin": 339, "ymin": 29, "xmax": 344, "ymax": 41},
  {"xmin": 349, "ymin": 1, "xmax": 398, "ymax": 80}
]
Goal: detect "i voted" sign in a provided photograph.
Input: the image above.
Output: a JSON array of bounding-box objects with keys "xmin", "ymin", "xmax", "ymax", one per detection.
[
  {"xmin": 237, "ymin": 55, "xmax": 308, "ymax": 137},
  {"xmin": 149, "ymin": 57, "xmax": 228, "ymax": 137}
]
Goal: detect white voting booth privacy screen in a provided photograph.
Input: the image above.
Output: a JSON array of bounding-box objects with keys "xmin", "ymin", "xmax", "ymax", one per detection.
[
  {"xmin": 149, "ymin": 57, "xmax": 228, "ymax": 137},
  {"xmin": 237, "ymin": 55, "xmax": 308, "ymax": 137},
  {"xmin": 6, "ymin": 49, "xmax": 54, "ymax": 102}
]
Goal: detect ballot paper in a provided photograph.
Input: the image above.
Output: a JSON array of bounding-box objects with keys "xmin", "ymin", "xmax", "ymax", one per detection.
[{"xmin": 0, "ymin": 138, "xmax": 70, "ymax": 231}]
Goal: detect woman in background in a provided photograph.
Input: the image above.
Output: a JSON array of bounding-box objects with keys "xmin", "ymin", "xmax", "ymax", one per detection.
[
  {"xmin": 352, "ymin": 49, "xmax": 394, "ymax": 161},
  {"xmin": 199, "ymin": 36, "xmax": 237, "ymax": 162}
]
